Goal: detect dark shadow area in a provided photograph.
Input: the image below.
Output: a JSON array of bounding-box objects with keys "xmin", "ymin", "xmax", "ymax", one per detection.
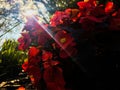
[{"xmin": 62, "ymin": 31, "xmax": 120, "ymax": 90}]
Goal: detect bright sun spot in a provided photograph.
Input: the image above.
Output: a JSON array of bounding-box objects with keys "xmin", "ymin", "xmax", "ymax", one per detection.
[
  {"xmin": 23, "ymin": 10, "xmax": 35, "ymax": 17},
  {"xmin": 18, "ymin": 0, "xmax": 38, "ymax": 22},
  {"xmin": 17, "ymin": 0, "xmax": 49, "ymax": 23}
]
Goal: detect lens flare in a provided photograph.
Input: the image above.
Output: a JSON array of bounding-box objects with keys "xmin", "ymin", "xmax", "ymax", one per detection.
[
  {"xmin": 18, "ymin": 0, "xmax": 86, "ymax": 73},
  {"xmin": 22, "ymin": 9, "xmax": 38, "ymax": 19},
  {"xmin": 31, "ymin": 16, "xmax": 87, "ymax": 73}
]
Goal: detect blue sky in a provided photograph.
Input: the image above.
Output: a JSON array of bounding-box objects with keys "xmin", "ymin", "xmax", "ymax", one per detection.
[{"xmin": 0, "ymin": 23, "xmax": 24, "ymax": 46}]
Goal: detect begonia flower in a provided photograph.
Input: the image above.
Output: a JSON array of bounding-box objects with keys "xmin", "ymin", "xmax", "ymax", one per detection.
[
  {"xmin": 29, "ymin": 46, "xmax": 40, "ymax": 57},
  {"xmin": 42, "ymin": 51, "xmax": 53, "ymax": 61},
  {"xmin": 50, "ymin": 11, "xmax": 70, "ymax": 26},
  {"xmin": 105, "ymin": 1, "xmax": 114, "ymax": 14},
  {"xmin": 22, "ymin": 60, "xmax": 28, "ymax": 72},
  {"xmin": 38, "ymin": 31, "xmax": 51, "ymax": 46},
  {"xmin": 43, "ymin": 67, "xmax": 65, "ymax": 90},
  {"xmin": 18, "ymin": 32, "xmax": 31, "ymax": 50}
]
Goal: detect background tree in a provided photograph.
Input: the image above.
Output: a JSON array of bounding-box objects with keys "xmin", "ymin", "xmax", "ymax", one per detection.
[
  {"xmin": 1, "ymin": 0, "xmax": 120, "ymax": 40},
  {"xmin": 0, "ymin": 0, "xmax": 82, "ymax": 47}
]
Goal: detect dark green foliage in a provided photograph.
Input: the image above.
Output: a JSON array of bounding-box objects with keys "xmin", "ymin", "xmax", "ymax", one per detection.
[{"xmin": 0, "ymin": 40, "xmax": 27, "ymax": 82}]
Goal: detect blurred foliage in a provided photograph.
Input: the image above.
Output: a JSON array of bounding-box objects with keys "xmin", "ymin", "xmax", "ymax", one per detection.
[
  {"xmin": 40, "ymin": 0, "xmax": 80, "ymax": 14},
  {"xmin": 0, "ymin": 40, "xmax": 27, "ymax": 81}
]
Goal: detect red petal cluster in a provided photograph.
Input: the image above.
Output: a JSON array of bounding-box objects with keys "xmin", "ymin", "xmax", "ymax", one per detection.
[
  {"xmin": 29, "ymin": 47, "xmax": 40, "ymax": 57},
  {"xmin": 50, "ymin": 11, "xmax": 70, "ymax": 27},
  {"xmin": 105, "ymin": 1, "xmax": 114, "ymax": 14},
  {"xmin": 50, "ymin": 1, "xmax": 120, "ymax": 32},
  {"xmin": 55, "ymin": 30, "xmax": 77, "ymax": 58},
  {"xmin": 22, "ymin": 47, "xmax": 41, "ymax": 86},
  {"xmin": 43, "ymin": 67, "xmax": 65, "ymax": 90},
  {"xmin": 18, "ymin": 32, "xmax": 31, "ymax": 50},
  {"xmin": 18, "ymin": 0, "xmax": 120, "ymax": 90}
]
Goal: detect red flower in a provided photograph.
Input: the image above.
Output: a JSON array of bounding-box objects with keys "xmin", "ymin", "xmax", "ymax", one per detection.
[
  {"xmin": 105, "ymin": 1, "xmax": 114, "ymax": 14},
  {"xmin": 22, "ymin": 47, "xmax": 41, "ymax": 86},
  {"xmin": 55, "ymin": 30, "xmax": 77, "ymax": 58},
  {"xmin": 84, "ymin": 0, "xmax": 97, "ymax": 6},
  {"xmin": 22, "ymin": 52, "xmax": 41, "ymax": 86},
  {"xmin": 43, "ymin": 61, "xmax": 60, "ymax": 69},
  {"xmin": 38, "ymin": 31, "xmax": 51, "ymax": 46},
  {"xmin": 22, "ymin": 60, "xmax": 28, "ymax": 72},
  {"xmin": 28, "ymin": 47, "xmax": 41, "ymax": 66},
  {"xmin": 43, "ymin": 67, "xmax": 65, "ymax": 90},
  {"xmin": 27, "ymin": 65, "xmax": 41, "ymax": 86},
  {"xmin": 28, "ymin": 56, "xmax": 41, "ymax": 66},
  {"xmin": 65, "ymin": 8, "xmax": 80, "ymax": 22},
  {"xmin": 42, "ymin": 51, "xmax": 59, "ymax": 68},
  {"xmin": 50, "ymin": 11, "xmax": 70, "ymax": 26},
  {"xmin": 42, "ymin": 51, "xmax": 53, "ymax": 61},
  {"xmin": 77, "ymin": 0, "xmax": 97, "ymax": 16},
  {"xmin": 43, "ymin": 60, "xmax": 60, "ymax": 69},
  {"xmin": 29, "ymin": 47, "xmax": 40, "ymax": 57},
  {"xmin": 18, "ymin": 32, "xmax": 31, "ymax": 50},
  {"xmin": 55, "ymin": 30, "xmax": 73, "ymax": 48},
  {"xmin": 77, "ymin": 1, "xmax": 90, "ymax": 9},
  {"xmin": 30, "ymin": 24, "xmax": 47, "ymax": 37}
]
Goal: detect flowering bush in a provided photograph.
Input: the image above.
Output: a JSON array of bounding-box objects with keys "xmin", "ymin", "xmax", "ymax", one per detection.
[{"xmin": 18, "ymin": 0, "xmax": 120, "ymax": 90}]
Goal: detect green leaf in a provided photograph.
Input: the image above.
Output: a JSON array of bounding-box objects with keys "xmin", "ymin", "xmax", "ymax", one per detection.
[{"xmin": 0, "ymin": 59, "xmax": 2, "ymax": 63}]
